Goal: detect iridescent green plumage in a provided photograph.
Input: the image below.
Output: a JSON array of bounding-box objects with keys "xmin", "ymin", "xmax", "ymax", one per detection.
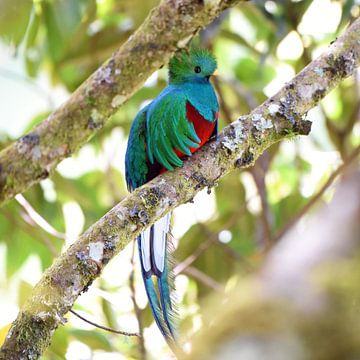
[
  {"xmin": 169, "ymin": 48, "xmax": 217, "ymax": 83},
  {"xmin": 126, "ymin": 48, "xmax": 218, "ymax": 189},
  {"xmin": 125, "ymin": 48, "xmax": 219, "ymax": 349}
]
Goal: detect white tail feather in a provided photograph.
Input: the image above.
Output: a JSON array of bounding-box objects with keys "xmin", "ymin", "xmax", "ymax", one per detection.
[
  {"xmin": 153, "ymin": 214, "xmax": 171, "ymax": 273},
  {"xmin": 140, "ymin": 227, "xmax": 151, "ymax": 272},
  {"xmin": 140, "ymin": 214, "xmax": 171, "ymax": 275}
]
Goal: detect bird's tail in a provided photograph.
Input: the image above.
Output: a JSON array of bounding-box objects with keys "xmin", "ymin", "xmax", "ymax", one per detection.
[{"xmin": 137, "ymin": 213, "xmax": 178, "ymax": 349}]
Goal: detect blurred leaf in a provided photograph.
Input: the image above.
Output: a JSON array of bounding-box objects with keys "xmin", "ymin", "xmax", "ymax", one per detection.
[
  {"xmin": 42, "ymin": 0, "xmax": 96, "ymax": 62},
  {"xmin": 176, "ymin": 224, "xmax": 232, "ymax": 298},
  {"xmin": 101, "ymin": 298, "xmax": 118, "ymax": 329},
  {"xmin": 0, "ymin": 0, "xmax": 32, "ymax": 45},
  {"xmin": 216, "ymin": 172, "xmax": 246, "ymax": 216},
  {"xmin": 240, "ymin": 5, "xmax": 275, "ymax": 42},
  {"xmin": 234, "ymin": 57, "xmax": 275, "ymax": 90},
  {"xmin": 272, "ymin": 192, "xmax": 308, "ymax": 231},
  {"xmin": 46, "ymin": 326, "xmax": 69, "ymax": 358},
  {"xmin": 338, "ymin": 0, "xmax": 356, "ymax": 32},
  {"xmin": 141, "ymin": 303, "xmax": 155, "ymax": 329},
  {"xmin": 24, "ymin": 8, "xmax": 42, "ymax": 77},
  {"xmin": 0, "ymin": 189, "xmax": 60, "ymax": 276},
  {"xmin": 115, "ymin": 0, "xmax": 159, "ymax": 27},
  {"xmin": 0, "ymin": 324, "xmax": 11, "ymax": 347},
  {"xmin": 322, "ymin": 88, "xmax": 344, "ymax": 123},
  {"xmin": 24, "ymin": 112, "xmax": 51, "ymax": 133},
  {"xmin": 69, "ymin": 329, "xmax": 113, "ymax": 351},
  {"xmin": 18, "ymin": 280, "xmax": 33, "ymax": 307},
  {"xmin": 54, "ymin": 171, "xmax": 112, "ymax": 225}
]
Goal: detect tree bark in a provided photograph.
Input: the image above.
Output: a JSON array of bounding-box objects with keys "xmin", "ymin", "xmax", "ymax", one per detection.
[
  {"xmin": 0, "ymin": 14, "xmax": 359, "ymax": 360},
  {"xmin": 0, "ymin": 0, "xmax": 246, "ymax": 207}
]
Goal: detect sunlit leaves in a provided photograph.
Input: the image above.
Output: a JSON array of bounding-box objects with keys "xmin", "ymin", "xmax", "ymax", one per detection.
[
  {"xmin": 0, "ymin": 0, "xmax": 32, "ymax": 45},
  {"xmin": 0, "ymin": 324, "xmax": 11, "ymax": 347}
]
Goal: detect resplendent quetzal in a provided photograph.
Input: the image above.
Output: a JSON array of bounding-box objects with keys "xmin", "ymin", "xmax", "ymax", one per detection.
[{"xmin": 125, "ymin": 48, "xmax": 219, "ymax": 348}]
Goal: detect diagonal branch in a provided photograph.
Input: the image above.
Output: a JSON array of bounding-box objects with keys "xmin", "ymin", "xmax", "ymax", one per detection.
[
  {"xmin": 1, "ymin": 16, "xmax": 360, "ymax": 360},
  {"xmin": 0, "ymin": 0, "xmax": 246, "ymax": 207}
]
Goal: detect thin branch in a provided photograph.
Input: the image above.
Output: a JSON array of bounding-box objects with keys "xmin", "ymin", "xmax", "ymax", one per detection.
[
  {"xmin": 174, "ymin": 237, "xmax": 213, "ymax": 276},
  {"xmin": 250, "ymin": 153, "xmax": 273, "ymax": 248},
  {"xmin": 182, "ymin": 267, "xmax": 225, "ymax": 293},
  {"xmin": 219, "ymin": 75, "xmax": 259, "ymax": 110},
  {"xmin": 0, "ymin": 207, "xmax": 59, "ymax": 257},
  {"xmin": 69, "ymin": 309, "xmax": 139, "ymax": 337},
  {"xmin": 212, "ymin": 77, "xmax": 233, "ymax": 124},
  {"xmin": 1, "ymin": 16, "xmax": 360, "ymax": 360},
  {"xmin": 15, "ymin": 194, "xmax": 66, "ymax": 240},
  {"xmin": 129, "ymin": 241, "xmax": 147, "ymax": 360}
]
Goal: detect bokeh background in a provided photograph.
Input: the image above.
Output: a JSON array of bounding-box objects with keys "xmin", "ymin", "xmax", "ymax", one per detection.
[{"xmin": 0, "ymin": 0, "xmax": 359, "ymax": 359}]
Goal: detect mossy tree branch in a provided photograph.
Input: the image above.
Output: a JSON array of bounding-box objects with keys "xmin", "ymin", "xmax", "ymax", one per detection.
[
  {"xmin": 1, "ymin": 16, "xmax": 360, "ymax": 360},
  {"xmin": 0, "ymin": 0, "xmax": 246, "ymax": 206}
]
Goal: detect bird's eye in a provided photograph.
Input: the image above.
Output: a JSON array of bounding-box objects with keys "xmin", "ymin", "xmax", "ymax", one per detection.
[{"xmin": 194, "ymin": 66, "xmax": 201, "ymax": 73}]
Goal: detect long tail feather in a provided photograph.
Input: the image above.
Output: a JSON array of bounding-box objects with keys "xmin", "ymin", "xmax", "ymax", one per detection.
[
  {"xmin": 138, "ymin": 213, "xmax": 178, "ymax": 348},
  {"xmin": 159, "ymin": 271, "xmax": 176, "ymax": 339}
]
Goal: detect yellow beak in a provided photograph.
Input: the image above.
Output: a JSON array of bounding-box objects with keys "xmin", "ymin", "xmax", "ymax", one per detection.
[{"xmin": 213, "ymin": 69, "xmax": 219, "ymax": 76}]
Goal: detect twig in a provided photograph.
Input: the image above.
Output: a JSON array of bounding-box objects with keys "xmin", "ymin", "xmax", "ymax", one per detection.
[
  {"xmin": 174, "ymin": 238, "xmax": 213, "ymax": 275},
  {"xmin": 219, "ymin": 29, "xmax": 263, "ymax": 58},
  {"xmin": 15, "ymin": 194, "xmax": 66, "ymax": 240},
  {"xmin": 129, "ymin": 240, "xmax": 146, "ymax": 359},
  {"xmin": 250, "ymin": 153, "xmax": 273, "ymax": 248},
  {"xmin": 212, "ymin": 77, "xmax": 233, "ymax": 124},
  {"xmin": 218, "ymin": 75, "xmax": 259, "ymax": 110},
  {"xmin": 0, "ymin": 208, "xmax": 59, "ymax": 257},
  {"xmin": 182, "ymin": 266, "xmax": 225, "ymax": 293},
  {"xmin": 69, "ymin": 309, "xmax": 139, "ymax": 337}
]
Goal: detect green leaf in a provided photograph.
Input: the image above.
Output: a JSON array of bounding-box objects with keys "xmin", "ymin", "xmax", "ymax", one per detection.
[
  {"xmin": 0, "ymin": 324, "xmax": 12, "ymax": 347},
  {"xmin": 46, "ymin": 326, "xmax": 69, "ymax": 358},
  {"xmin": 234, "ymin": 57, "xmax": 275, "ymax": 90},
  {"xmin": 0, "ymin": 0, "xmax": 32, "ymax": 45},
  {"xmin": 24, "ymin": 8, "xmax": 42, "ymax": 77},
  {"xmin": 240, "ymin": 5, "xmax": 275, "ymax": 42},
  {"xmin": 42, "ymin": 0, "xmax": 97, "ymax": 63},
  {"xmin": 24, "ymin": 112, "xmax": 51, "ymax": 133},
  {"xmin": 69, "ymin": 329, "xmax": 113, "ymax": 351},
  {"xmin": 0, "ymin": 188, "xmax": 61, "ymax": 276},
  {"xmin": 18, "ymin": 280, "xmax": 33, "ymax": 307},
  {"xmin": 101, "ymin": 298, "xmax": 119, "ymax": 330}
]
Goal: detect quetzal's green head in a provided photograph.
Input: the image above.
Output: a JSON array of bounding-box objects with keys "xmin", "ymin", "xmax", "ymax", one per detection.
[{"xmin": 168, "ymin": 48, "xmax": 217, "ymax": 84}]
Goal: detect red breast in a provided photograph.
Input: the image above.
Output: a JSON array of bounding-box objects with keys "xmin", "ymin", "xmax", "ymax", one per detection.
[
  {"xmin": 159, "ymin": 102, "xmax": 217, "ymax": 174},
  {"xmin": 174, "ymin": 101, "xmax": 217, "ymax": 157}
]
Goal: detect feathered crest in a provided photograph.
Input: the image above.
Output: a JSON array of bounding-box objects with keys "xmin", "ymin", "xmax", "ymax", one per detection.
[{"xmin": 168, "ymin": 47, "xmax": 217, "ymax": 83}]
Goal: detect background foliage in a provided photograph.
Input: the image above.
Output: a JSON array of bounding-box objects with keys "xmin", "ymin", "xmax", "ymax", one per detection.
[{"xmin": 0, "ymin": 0, "xmax": 359, "ymax": 359}]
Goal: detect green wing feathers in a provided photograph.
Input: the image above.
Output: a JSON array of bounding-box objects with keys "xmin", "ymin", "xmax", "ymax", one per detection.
[
  {"xmin": 146, "ymin": 92, "xmax": 200, "ymax": 171},
  {"xmin": 125, "ymin": 106, "xmax": 148, "ymax": 191}
]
